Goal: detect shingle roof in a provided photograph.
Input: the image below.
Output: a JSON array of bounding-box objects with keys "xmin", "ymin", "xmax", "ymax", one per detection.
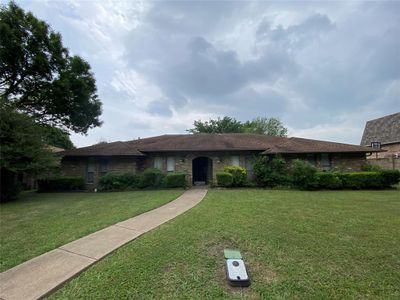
[
  {"xmin": 62, "ymin": 133, "xmax": 377, "ymax": 157},
  {"xmin": 360, "ymin": 112, "xmax": 400, "ymax": 146},
  {"xmin": 61, "ymin": 141, "xmax": 144, "ymax": 156}
]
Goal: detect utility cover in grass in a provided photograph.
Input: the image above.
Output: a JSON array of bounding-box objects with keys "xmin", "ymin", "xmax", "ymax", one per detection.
[{"xmin": 224, "ymin": 249, "xmax": 242, "ymax": 259}]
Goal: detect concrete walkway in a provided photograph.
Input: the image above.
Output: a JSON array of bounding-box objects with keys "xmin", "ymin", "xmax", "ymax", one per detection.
[{"xmin": 0, "ymin": 188, "xmax": 207, "ymax": 300}]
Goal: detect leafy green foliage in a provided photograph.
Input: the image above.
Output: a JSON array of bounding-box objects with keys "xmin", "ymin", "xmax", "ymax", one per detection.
[
  {"xmin": 98, "ymin": 172, "xmax": 141, "ymax": 191},
  {"xmin": 41, "ymin": 125, "xmax": 74, "ymax": 149},
  {"xmin": 0, "ymin": 2, "xmax": 102, "ymax": 133},
  {"xmin": 361, "ymin": 162, "xmax": 383, "ymax": 172},
  {"xmin": 164, "ymin": 173, "xmax": 187, "ymax": 188},
  {"xmin": 140, "ymin": 168, "xmax": 166, "ymax": 188},
  {"xmin": 252, "ymin": 155, "xmax": 289, "ymax": 187},
  {"xmin": 243, "ymin": 117, "xmax": 288, "ymax": 136},
  {"xmin": 0, "ymin": 168, "xmax": 22, "ymax": 202},
  {"xmin": 223, "ymin": 166, "xmax": 247, "ymax": 187},
  {"xmin": 187, "ymin": 116, "xmax": 287, "ymax": 136},
  {"xmin": 37, "ymin": 176, "xmax": 85, "ymax": 192},
  {"xmin": 187, "ymin": 116, "xmax": 243, "ymax": 133},
  {"xmin": 380, "ymin": 170, "xmax": 400, "ymax": 187},
  {"xmin": 316, "ymin": 172, "xmax": 343, "ymax": 189},
  {"xmin": 290, "ymin": 159, "xmax": 319, "ymax": 190},
  {"xmin": 216, "ymin": 172, "xmax": 233, "ymax": 187},
  {"xmin": 338, "ymin": 172, "xmax": 384, "ymax": 189},
  {"xmin": 0, "ymin": 107, "xmax": 59, "ymax": 175}
]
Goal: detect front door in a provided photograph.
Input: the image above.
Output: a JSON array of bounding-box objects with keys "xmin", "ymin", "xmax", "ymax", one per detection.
[{"xmin": 192, "ymin": 157, "xmax": 210, "ymax": 184}]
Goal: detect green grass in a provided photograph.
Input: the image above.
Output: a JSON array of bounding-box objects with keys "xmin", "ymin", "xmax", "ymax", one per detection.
[
  {"xmin": 0, "ymin": 190, "xmax": 182, "ymax": 272},
  {"xmin": 49, "ymin": 189, "xmax": 400, "ymax": 299}
]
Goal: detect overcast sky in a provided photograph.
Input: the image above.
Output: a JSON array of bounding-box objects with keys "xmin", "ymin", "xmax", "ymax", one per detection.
[{"xmin": 13, "ymin": 0, "xmax": 400, "ymax": 147}]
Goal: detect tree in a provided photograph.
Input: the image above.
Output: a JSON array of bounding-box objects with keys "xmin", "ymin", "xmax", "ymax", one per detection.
[
  {"xmin": 0, "ymin": 2, "xmax": 102, "ymax": 133},
  {"xmin": 243, "ymin": 117, "xmax": 287, "ymax": 136},
  {"xmin": 187, "ymin": 116, "xmax": 243, "ymax": 133},
  {"xmin": 187, "ymin": 116, "xmax": 288, "ymax": 136},
  {"xmin": 41, "ymin": 126, "xmax": 74, "ymax": 150}
]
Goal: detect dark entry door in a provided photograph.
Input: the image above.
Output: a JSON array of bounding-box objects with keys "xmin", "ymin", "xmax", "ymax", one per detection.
[{"xmin": 192, "ymin": 157, "xmax": 209, "ymax": 184}]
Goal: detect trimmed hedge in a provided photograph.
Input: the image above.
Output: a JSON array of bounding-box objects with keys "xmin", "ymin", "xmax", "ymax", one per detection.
[
  {"xmin": 38, "ymin": 176, "xmax": 85, "ymax": 192},
  {"xmin": 338, "ymin": 172, "xmax": 383, "ymax": 189},
  {"xmin": 98, "ymin": 172, "xmax": 141, "ymax": 191},
  {"xmin": 316, "ymin": 172, "xmax": 343, "ymax": 190},
  {"xmin": 216, "ymin": 172, "xmax": 233, "ymax": 187},
  {"xmin": 380, "ymin": 169, "xmax": 400, "ymax": 187},
  {"xmin": 165, "ymin": 173, "xmax": 187, "ymax": 188},
  {"xmin": 223, "ymin": 166, "xmax": 247, "ymax": 187},
  {"xmin": 252, "ymin": 156, "xmax": 289, "ymax": 187}
]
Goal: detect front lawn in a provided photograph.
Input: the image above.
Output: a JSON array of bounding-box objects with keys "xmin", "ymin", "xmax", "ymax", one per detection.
[
  {"xmin": 50, "ymin": 189, "xmax": 400, "ymax": 299},
  {"xmin": 0, "ymin": 190, "xmax": 182, "ymax": 272}
]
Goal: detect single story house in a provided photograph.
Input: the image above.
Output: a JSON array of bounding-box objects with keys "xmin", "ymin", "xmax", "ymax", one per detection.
[{"xmin": 61, "ymin": 133, "xmax": 378, "ymax": 189}]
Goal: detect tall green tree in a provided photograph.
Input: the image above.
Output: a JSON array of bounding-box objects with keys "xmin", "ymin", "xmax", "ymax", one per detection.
[
  {"xmin": 0, "ymin": 1, "xmax": 102, "ymax": 133},
  {"xmin": 188, "ymin": 116, "xmax": 243, "ymax": 133},
  {"xmin": 0, "ymin": 2, "xmax": 101, "ymax": 200},
  {"xmin": 243, "ymin": 117, "xmax": 288, "ymax": 136},
  {"xmin": 188, "ymin": 116, "xmax": 288, "ymax": 136}
]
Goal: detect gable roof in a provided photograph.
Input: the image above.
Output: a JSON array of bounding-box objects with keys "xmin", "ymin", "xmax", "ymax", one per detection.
[
  {"xmin": 361, "ymin": 112, "xmax": 400, "ymax": 146},
  {"xmin": 62, "ymin": 133, "xmax": 377, "ymax": 157}
]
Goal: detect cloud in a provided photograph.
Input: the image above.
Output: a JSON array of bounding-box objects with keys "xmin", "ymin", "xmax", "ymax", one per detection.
[{"xmin": 14, "ymin": 0, "xmax": 400, "ymax": 147}]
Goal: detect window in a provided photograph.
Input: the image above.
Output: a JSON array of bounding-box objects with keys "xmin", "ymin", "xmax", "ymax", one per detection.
[
  {"xmin": 99, "ymin": 159, "xmax": 108, "ymax": 177},
  {"xmin": 87, "ymin": 158, "xmax": 95, "ymax": 184},
  {"xmin": 231, "ymin": 156, "xmax": 240, "ymax": 167},
  {"xmin": 307, "ymin": 154, "xmax": 317, "ymax": 166},
  {"xmin": 154, "ymin": 157, "xmax": 162, "ymax": 170},
  {"xmin": 167, "ymin": 157, "xmax": 175, "ymax": 172},
  {"xmin": 320, "ymin": 154, "xmax": 332, "ymax": 171},
  {"xmin": 371, "ymin": 142, "xmax": 381, "ymax": 149},
  {"xmin": 245, "ymin": 156, "xmax": 253, "ymax": 178}
]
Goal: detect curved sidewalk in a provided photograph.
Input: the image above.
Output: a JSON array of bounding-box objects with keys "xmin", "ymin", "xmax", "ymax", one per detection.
[{"xmin": 0, "ymin": 188, "xmax": 207, "ymax": 300}]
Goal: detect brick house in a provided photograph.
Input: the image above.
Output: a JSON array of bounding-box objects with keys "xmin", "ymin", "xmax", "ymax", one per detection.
[
  {"xmin": 61, "ymin": 133, "xmax": 373, "ymax": 189},
  {"xmin": 61, "ymin": 133, "xmax": 378, "ymax": 189},
  {"xmin": 360, "ymin": 112, "xmax": 400, "ymax": 169}
]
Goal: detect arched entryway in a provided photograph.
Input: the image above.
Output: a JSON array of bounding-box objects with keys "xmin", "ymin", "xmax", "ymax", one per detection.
[{"xmin": 192, "ymin": 157, "xmax": 213, "ymax": 185}]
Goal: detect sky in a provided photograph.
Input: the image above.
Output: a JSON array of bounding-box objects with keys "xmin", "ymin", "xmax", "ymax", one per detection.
[{"xmin": 11, "ymin": 0, "xmax": 400, "ymax": 147}]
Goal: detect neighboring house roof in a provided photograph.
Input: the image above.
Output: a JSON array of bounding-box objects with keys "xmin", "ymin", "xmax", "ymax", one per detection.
[
  {"xmin": 46, "ymin": 145, "xmax": 65, "ymax": 153},
  {"xmin": 361, "ymin": 112, "xmax": 400, "ymax": 146},
  {"xmin": 61, "ymin": 133, "xmax": 377, "ymax": 157}
]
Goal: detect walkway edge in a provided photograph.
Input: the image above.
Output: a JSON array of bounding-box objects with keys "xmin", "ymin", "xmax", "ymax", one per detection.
[{"xmin": 0, "ymin": 189, "xmax": 207, "ymax": 300}]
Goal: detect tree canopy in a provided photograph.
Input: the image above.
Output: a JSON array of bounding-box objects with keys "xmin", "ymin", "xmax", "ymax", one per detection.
[
  {"xmin": 188, "ymin": 116, "xmax": 288, "ymax": 137},
  {"xmin": 0, "ymin": 1, "xmax": 102, "ymax": 133}
]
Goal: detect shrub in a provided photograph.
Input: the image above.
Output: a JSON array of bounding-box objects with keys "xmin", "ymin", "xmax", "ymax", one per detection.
[
  {"xmin": 98, "ymin": 172, "xmax": 141, "ymax": 191},
  {"xmin": 361, "ymin": 162, "xmax": 382, "ymax": 172},
  {"xmin": 338, "ymin": 172, "xmax": 383, "ymax": 189},
  {"xmin": 38, "ymin": 176, "xmax": 85, "ymax": 192},
  {"xmin": 140, "ymin": 168, "xmax": 166, "ymax": 188},
  {"xmin": 252, "ymin": 156, "xmax": 289, "ymax": 187},
  {"xmin": 216, "ymin": 172, "xmax": 233, "ymax": 187},
  {"xmin": 316, "ymin": 172, "xmax": 343, "ymax": 189},
  {"xmin": 165, "ymin": 173, "xmax": 187, "ymax": 188},
  {"xmin": 379, "ymin": 169, "xmax": 400, "ymax": 187},
  {"xmin": 223, "ymin": 166, "xmax": 246, "ymax": 187},
  {"xmin": 290, "ymin": 159, "xmax": 318, "ymax": 190}
]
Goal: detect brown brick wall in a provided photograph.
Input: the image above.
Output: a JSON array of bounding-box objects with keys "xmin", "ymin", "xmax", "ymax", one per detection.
[
  {"xmin": 61, "ymin": 156, "xmax": 138, "ymax": 190},
  {"xmin": 367, "ymin": 143, "xmax": 400, "ymax": 159}
]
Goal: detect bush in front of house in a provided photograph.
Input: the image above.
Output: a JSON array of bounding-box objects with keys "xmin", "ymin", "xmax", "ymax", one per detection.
[
  {"xmin": 380, "ymin": 169, "xmax": 400, "ymax": 187},
  {"xmin": 38, "ymin": 176, "xmax": 85, "ymax": 192},
  {"xmin": 252, "ymin": 156, "xmax": 289, "ymax": 188},
  {"xmin": 316, "ymin": 172, "xmax": 343, "ymax": 189},
  {"xmin": 140, "ymin": 168, "xmax": 166, "ymax": 188},
  {"xmin": 216, "ymin": 172, "xmax": 233, "ymax": 187},
  {"xmin": 338, "ymin": 172, "xmax": 383, "ymax": 189},
  {"xmin": 164, "ymin": 172, "xmax": 187, "ymax": 188},
  {"xmin": 290, "ymin": 159, "xmax": 319, "ymax": 190},
  {"xmin": 98, "ymin": 172, "xmax": 141, "ymax": 191},
  {"xmin": 223, "ymin": 166, "xmax": 247, "ymax": 187}
]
